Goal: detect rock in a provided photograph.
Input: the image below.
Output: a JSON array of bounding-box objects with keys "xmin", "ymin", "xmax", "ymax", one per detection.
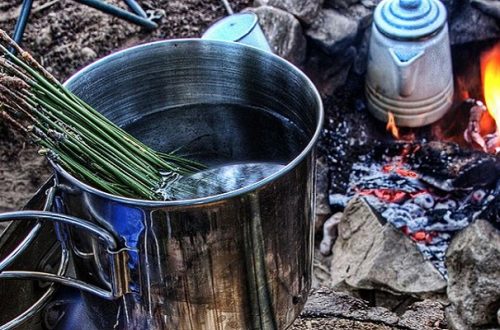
[
  {"xmin": 372, "ymin": 290, "xmax": 418, "ymax": 313},
  {"xmin": 325, "ymin": 0, "xmax": 361, "ymax": 10},
  {"xmin": 445, "ymin": 219, "xmax": 500, "ymax": 329},
  {"xmin": 471, "ymin": 0, "xmax": 500, "ymax": 21},
  {"xmin": 398, "ymin": 300, "xmax": 448, "ymax": 330},
  {"xmin": 353, "ymin": 28, "xmax": 371, "ymax": 75},
  {"xmin": 360, "ymin": 0, "xmax": 382, "ymax": 9},
  {"xmin": 303, "ymin": 45, "xmax": 356, "ymax": 96},
  {"xmin": 348, "ymin": 4, "xmax": 374, "ymax": 30},
  {"xmin": 315, "ymin": 156, "xmax": 331, "ymax": 233},
  {"xmin": 306, "ymin": 9, "xmax": 357, "ymax": 55},
  {"xmin": 290, "ymin": 317, "xmax": 395, "ymax": 329},
  {"xmin": 302, "ymin": 287, "xmax": 400, "ymax": 326},
  {"xmin": 292, "ymin": 287, "xmax": 450, "ymax": 329},
  {"xmin": 247, "ymin": 6, "xmax": 307, "ymax": 65},
  {"xmin": 320, "ymin": 212, "xmax": 342, "ymax": 255},
  {"xmin": 80, "ymin": 47, "xmax": 97, "ymax": 62},
  {"xmin": 448, "ymin": 2, "xmax": 500, "ymax": 45},
  {"xmin": 306, "ymin": 7, "xmax": 371, "ymax": 55},
  {"xmin": 330, "ymin": 198, "xmax": 447, "ymax": 295},
  {"xmin": 254, "ymin": 0, "xmax": 322, "ymax": 24},
  {"xmin": 313, "ymin": 249, "xmax": 334, "ymax": 288}
]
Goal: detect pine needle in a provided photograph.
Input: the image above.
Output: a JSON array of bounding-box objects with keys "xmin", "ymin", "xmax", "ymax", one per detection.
[{"xmin": 0, "ymin": 29, "xmax": 204, "ymax": 200}]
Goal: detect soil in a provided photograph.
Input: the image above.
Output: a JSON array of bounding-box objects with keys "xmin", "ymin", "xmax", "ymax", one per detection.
[{"xmin": 0, "ymin": 0, "xmax": 250, "ymax": 214}]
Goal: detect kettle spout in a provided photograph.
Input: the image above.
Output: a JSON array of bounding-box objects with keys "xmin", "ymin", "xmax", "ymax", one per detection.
[{"xmin": 389, "ymin": 48, "xmax": 425, "ymax": 97}]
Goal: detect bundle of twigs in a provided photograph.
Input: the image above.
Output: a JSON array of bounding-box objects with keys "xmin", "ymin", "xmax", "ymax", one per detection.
[{"xmin": 0, "ymin": 29, "xmax": 202, "ymax": 200}]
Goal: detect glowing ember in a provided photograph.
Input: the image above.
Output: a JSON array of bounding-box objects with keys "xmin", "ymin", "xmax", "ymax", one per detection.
[
  {"xmin": 386, "ymin": 112, "xmax": 400, "ymax": 139},
  {"xmin": 481, "ymin": 44, "xmax": 500, "ymax": 140}
]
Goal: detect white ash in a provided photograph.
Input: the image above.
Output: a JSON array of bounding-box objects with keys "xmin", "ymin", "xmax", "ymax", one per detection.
[{"xmin": 330, "ymin": 157, "xmax": 498, "ymax": 277}]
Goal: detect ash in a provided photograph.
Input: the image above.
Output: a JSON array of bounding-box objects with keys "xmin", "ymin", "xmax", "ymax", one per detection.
[{"xmin": 328, "ymin": 142, "xmax": 500, "ymax": 277}]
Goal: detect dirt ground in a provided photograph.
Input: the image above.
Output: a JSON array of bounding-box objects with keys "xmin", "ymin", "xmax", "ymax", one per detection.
[{"xmin": 0, "ymin": 0, "xmax": 250, "ymax": 212}]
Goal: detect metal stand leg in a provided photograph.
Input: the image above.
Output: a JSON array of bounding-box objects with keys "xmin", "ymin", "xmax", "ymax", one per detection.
[
  {"xmin": 123, "ymin": 0, "xmax": 148, "ymax": 18},
  {"xmin": 10, "ymin": 0, "xmax": 157, "ymax": 49},
  {"xmin": 74, "ymin": 0, "xmax": 157, "ymax": 29},
  {"xmin": 11, "ymin": 0, "xmax": 34, "ymax": 45}
]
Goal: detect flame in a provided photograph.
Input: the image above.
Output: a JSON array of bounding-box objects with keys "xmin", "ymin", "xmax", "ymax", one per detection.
[
  {"xmin": 456, "ymin": 77, "xmax": 470, "ymax": 101},
  {"xmin": 481, "ymin": 44, "xmax": 500, "ymax": 137},
  {"xmin": 386, "ymin": 112, "xmax": 400, "ymax": 139}
]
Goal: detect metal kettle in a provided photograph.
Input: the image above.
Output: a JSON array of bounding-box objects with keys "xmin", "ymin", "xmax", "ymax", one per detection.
[{"xmin": 366, "ymin": 0, "xmax": 454, "ymax": 127}]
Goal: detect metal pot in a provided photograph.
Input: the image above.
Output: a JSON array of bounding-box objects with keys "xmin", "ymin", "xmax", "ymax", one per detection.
[
  {"xmin": 0, "ymin": 39, "xmax": 323, "ymax": 329},
  {"xmin": 366, "ymin": 0, "xmax": 454, "ymax": 127}
]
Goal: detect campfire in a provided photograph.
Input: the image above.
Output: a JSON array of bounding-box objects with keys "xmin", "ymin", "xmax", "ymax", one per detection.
[
  {"xmin": 320, "ymin": 34, "xmax": 499, "ymax": 301},
  {"xmin": 318, "ymin": 33, "xmax": 500, "ymax": 327},
  {"xmin": 463, "ymin": 44, "xmax": 500, "ymax": 154}
]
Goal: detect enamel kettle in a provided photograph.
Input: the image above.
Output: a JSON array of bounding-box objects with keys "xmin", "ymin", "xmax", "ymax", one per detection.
[{"xmin": 366, "ymin": 0, "xmax": 453, "ymax": 127}]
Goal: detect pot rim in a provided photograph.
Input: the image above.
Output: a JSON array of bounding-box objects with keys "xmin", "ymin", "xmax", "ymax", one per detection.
[{"xmin": 58, "ymin": 38, "xmax": 324, "ymax": 207}]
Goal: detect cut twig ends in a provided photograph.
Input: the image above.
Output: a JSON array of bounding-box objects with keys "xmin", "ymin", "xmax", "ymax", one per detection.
[{"xmin": 0, "ymin": 28, "xmax": 204, "ymax": 200}]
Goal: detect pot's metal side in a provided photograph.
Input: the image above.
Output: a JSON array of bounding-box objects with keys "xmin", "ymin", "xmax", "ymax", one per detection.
[{"xmin": 56, "ymin": 155, "xmax": 314, "ymax": 329}]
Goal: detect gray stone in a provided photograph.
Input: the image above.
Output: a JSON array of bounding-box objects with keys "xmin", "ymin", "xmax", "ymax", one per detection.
[
  {"xmin": 472, "ymin": 0, "xmax": 500, "ymax": 20},
  {"xmin": 80, "ymin": 47, "xmax": 97, "ymax": 62},
  {"xmin": 302, "ymin": 287, "xmax": 400, "ymax": 326},
  {"xmin": 448, "ymin": 2, "xmax": 500, "ymax": 45},
  {"xmin": 348, "ymin": 3, "xmax": 374, "ymax": 30},
  {"xmin": 446, "ymin": 219, "xmax": 500, "ymax": 330},
  {"xmin": 294, "ymin": 288, "xmax": 449, "ymax": 329},
  {"xmin": 247, "ymin": 6, "xmax": 307, "ymax": 65},
  {"xmin": 303, "ymin": 46, "xmax": 356, "ymax": 96},
  {"xmin": 306, "ymin": 7, "xmax": 371, "ymax": 55},
  {"xmin": 360, "ymin": 0, "xmax": 382, "ymax": 9},
  {"xmin": 319, "ymin": 212, "xmax": 342, "ymax": 255},
  {"xmin": 353, "ymin": 28, "xmax": 371, "ymax": 75},
  {"xmin": 254, "ymin": 0, "xmax": 322, "ymax": 24},
  {"xmin": 315, "ymin": 156, "xmax": 331, "ymax": 234},
  {"xmin": 325, "ymin": 0, "xmax": 361, "ymax": 10},
  {"xmin": 331, "ymin": 198, "xmax": 447, "ymax": 295},
  {"xmin": 398, "ymin": 300, "xmax": 448, "ymax": 330}
]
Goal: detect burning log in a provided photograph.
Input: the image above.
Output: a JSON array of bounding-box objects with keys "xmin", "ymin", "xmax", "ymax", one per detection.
[
  {"xmin": 459, "ymin": 43, "xmax": 500, "ymax": 154},
  {"xmin": 463, "ymin": 100, "xmax": 488, "ymax": 151},
  {"xmin": 463, "ymin": 99, "xmax": 500, "ymax": 154}
]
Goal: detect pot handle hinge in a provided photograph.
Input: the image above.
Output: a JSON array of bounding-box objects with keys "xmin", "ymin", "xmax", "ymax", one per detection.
[{"xmin": 110, "ymin": 248, "xmax": 133, "ymax": 297}]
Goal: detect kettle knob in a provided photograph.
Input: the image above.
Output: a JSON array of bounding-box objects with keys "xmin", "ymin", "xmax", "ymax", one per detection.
[
  {"xmin": 374, "ymin": 0, "xmax": 447, "ymax": 39},
  {"xmin": 400, "ymin": 0, "xmax": 421, "ymax": 9}
]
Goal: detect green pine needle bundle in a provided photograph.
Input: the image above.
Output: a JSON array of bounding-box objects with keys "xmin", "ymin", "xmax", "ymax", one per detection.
[{"xmin": 0, "ymin": 29, "xmax": 203, "ymax": 200}]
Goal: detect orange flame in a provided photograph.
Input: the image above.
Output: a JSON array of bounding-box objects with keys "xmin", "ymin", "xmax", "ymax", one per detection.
[
  {"xmin": 481, "ymin": 44, "xmax": 500, "ymax": 137},
  {"xmin": 456, "ymin": 76, "xmax": 470, "ymax": 101},
  {"xmin": 386, "ymin": 112, "xmax": 400, "ymax": 139}
]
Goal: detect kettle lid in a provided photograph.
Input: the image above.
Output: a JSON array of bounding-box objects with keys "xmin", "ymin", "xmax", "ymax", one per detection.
[{"xmin": 374, "ymin": 0, "xmax": 447, "ymax": 40}]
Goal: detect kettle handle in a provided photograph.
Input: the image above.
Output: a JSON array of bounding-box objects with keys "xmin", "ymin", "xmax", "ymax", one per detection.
[{"xmin": 389, "ymin": 48, "xmax": 425, "ymax": 97}]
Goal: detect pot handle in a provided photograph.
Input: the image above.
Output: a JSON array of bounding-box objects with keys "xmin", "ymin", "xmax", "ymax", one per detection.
[{"xmin": 0, "ymin": 186, "xmax": 129, "ymax": 303}]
